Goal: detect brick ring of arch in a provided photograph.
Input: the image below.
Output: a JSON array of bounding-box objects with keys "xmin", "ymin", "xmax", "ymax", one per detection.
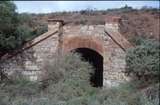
[{"xmin": 62, "ymin": 36, "xmax": 104, "ymax": 87}]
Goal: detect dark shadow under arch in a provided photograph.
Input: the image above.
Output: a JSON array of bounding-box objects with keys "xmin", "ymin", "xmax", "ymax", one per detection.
[{"xmin": 72, "ymin": 48, "xmax": 103, "ymax": 87}]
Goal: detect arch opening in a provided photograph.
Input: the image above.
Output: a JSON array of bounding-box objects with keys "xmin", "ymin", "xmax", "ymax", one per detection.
[{"xmin": 72, "ymin": 48, "xmax": 103, "ymax": 87}]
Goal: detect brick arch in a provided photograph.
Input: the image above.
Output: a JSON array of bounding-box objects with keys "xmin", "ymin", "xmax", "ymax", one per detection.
[{"xmin": 62, "ymin": 36, "xmax": 104, "ymax": 56}]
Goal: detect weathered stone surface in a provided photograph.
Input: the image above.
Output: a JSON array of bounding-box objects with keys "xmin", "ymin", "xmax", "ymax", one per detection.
[{"xmin": 1, "ymin": 18, "xmax": 133, "ymax": 87}]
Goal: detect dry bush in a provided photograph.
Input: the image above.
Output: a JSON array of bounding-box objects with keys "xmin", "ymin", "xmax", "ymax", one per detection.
[
  {"xmin": 0, "ymin": 50, "xmax": 159, "ymax": 105},
  {"xmin": 41, "ymin": 52, "xmax": 94, "ymax": 88}
]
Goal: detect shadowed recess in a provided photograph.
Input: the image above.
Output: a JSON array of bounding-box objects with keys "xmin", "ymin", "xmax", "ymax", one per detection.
[{"xmin": 72, "ymin": 48, "xmax": 103, "ymax": 87}]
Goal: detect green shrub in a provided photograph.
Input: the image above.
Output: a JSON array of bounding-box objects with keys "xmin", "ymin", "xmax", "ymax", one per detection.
[
  {"xmin": 126, "ymin": 39, "xmax": 160, "ymax": 82},
  {"xmin": 33, "ymin": 24, "xmax": 48, "ymax": 36},
  {"xmin": 0, "ymin": 34, "xmax": 17, "ymax": 51},
  {"xmin": 18, "ymin": 13, "xmax": 33, "ymax": 27},
  {"xmin": 0, "ymin": 1, "xmax": 48, "ymax": 54},
  {"xmin": 0, "ymin": 52, "xmax": 159, "ymax": 105},
  {"xmin": 15, "ymin": 24, "xmax": 33, "ymax": 44},
  {"xmin": 42, "ymin": 53, "xmax": 93, "ymax": 86},
  {"xmin": 41, "ymin": 53, "xmax": 96, "ymax": 101}
]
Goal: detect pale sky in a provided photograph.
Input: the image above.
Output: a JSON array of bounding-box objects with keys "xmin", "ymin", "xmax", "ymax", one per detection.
[{"xmin": 14, "ymin": 1, "xmax": 159, "ymax": 13}]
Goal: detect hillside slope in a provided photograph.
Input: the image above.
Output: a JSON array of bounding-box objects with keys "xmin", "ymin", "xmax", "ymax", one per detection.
[
  {"xmin": 119, "ymin": 10, "xmax": 159, "ymax": 43},
  {"xmin": 35, "ymin": 9, "xmax": 159, "ymax": 44}
]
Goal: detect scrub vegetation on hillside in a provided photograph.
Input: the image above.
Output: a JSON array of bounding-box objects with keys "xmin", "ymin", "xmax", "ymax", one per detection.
[
  {"xmin": 0, "ymin": 53, "xmax": 159, "ymax": 105},
  {"xmin": 0, "ymin": 1, "xmax": 47, "ymax": 57},
  {"xmin": 0, "ymin": 1, "xmax": 159, "ymax": 105}
]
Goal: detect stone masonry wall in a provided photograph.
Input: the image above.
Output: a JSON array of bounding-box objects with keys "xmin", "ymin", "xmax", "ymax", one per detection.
[
  {"xmin": 62, "ymin": 23, "xmax": 130, "ymax": 87},
  {"xmin": 1, "ymin": 21, "xmax": 131, "ymax": 87},
  {"xmin": 1, "ymin": 24, "xmax": 59, "ymax": 81}
]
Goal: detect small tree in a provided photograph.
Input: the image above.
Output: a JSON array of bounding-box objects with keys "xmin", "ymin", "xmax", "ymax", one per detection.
[{"xmin": 0, "ymin": 1, "xmax": 48, "ymax": 54}]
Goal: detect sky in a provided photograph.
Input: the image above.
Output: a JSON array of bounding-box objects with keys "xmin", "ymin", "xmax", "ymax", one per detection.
[{"xmin": 14, "ymin": 1, "xmax": 159, "ymax": 13}]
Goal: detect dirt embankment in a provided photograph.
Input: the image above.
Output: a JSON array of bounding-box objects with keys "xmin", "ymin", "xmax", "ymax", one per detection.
[
  {"xmin": 34, "ymin": 10, "xmax": 159, "ymax": 44},
  {"xmin": 119, "ymin": 11, "xmax": 159, "ymax": 43}
]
